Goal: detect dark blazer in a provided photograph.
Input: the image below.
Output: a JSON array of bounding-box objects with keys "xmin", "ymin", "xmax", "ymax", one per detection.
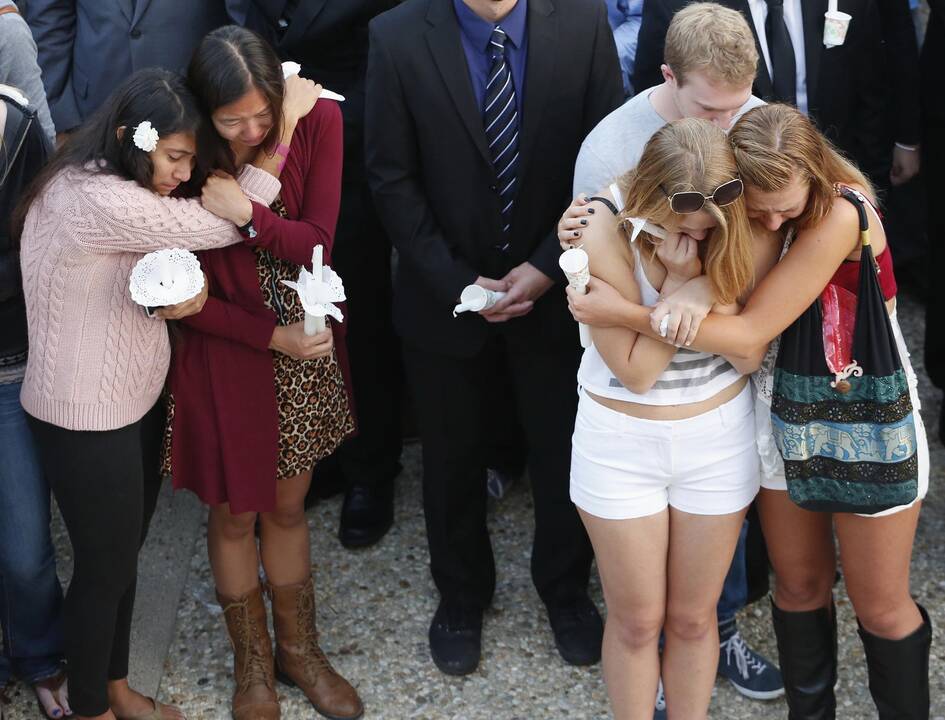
[
  {"xmin": 242, "ymin": 0, "xmax": 400, "ymax": 185},
  {"xmin": 365, "ymin": 0, "xmax": 622, "ymax": 358},
  {"xmin": 26, "ymin": 0, "xmax": 241, "ymax": 132},
  {"xmin": 634, "ymin": 0, "xmax": 893, "ymax": 184},
  {"xmin": 922, "ymin": 0, "xmax": 945, "ymax": 131}
]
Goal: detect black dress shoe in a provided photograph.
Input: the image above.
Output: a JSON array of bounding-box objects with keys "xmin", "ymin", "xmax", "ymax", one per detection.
[
  {"xmin": 546, "ymin": 594, "xmax": 603, "ymax": 666},
  {"xmin": 339, "ymin": 482, "xmax": 394, "ymax": 549},
  {"xmin": 428, "ymin": 600, "xmax": 483, "ymax": 676}
]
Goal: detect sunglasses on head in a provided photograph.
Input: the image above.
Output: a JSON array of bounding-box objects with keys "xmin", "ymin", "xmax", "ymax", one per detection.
[{"xmin": 662, "ymin": 177, "xmax": 744, "ymax": 214}]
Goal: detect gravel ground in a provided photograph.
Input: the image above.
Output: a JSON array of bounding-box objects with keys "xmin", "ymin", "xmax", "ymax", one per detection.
[{"xmin": 4, "ymin": 290, "xmax": 943, "ymax": 720}]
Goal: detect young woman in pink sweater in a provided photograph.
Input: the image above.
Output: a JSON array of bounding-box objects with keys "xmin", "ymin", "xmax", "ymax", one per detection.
[{"xmin": 15, "ymin": 69, "xmax": 281, "ymax": 720}]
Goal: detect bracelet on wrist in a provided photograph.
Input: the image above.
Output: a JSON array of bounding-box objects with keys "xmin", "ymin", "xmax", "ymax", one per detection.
[
  {"xmin": 237, "ymin": 217, "xmax": 257, "ymax": 239},
  {"xmin": 895, "ymin": 142, "xmax": 918, "ymax": 152}
]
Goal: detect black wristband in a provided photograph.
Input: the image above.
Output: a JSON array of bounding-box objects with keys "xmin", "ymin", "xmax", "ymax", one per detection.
[{"xmin": 237, "ymin": 218, "xmax": 257, "ymax": 238}]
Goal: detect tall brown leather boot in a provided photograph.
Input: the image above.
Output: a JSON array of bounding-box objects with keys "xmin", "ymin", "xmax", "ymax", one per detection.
[
  {"xmin": 266, "ymin": 577, "xmax": 363, "ymax": 720},
  {"xmin": 218, "ymin": 586, "xmax": 281, "ymax": 720}
]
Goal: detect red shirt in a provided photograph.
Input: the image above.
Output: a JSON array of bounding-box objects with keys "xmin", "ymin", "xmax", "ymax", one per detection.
[
  {"xmin": 167, "ymin": 102, "xmax": 352, "ymax": 513},
  {"xmin": 828, "ymin": 190, "xmax": 898, "ymax": 301},
  {"xmin": 830, "ymin": 245, "xmax": 897, "ymax": 301}
]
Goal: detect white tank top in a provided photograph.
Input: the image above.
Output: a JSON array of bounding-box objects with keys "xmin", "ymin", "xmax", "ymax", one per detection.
[{"xmin": 576, "ymin": 184, "xmax": 744, "ymax": 406}]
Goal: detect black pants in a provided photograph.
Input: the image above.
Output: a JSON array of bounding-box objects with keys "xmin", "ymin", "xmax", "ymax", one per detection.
[
  {"xmin": 315, "ymin": 148, "xmax": 405, "ymax": 494},
  {"xmin": 27, "ymin": 401, "xmax": 164, "ymax": 716},
  {"xmin": 404, "ymin": 335, "xmax": 593, "ymax": 609}
]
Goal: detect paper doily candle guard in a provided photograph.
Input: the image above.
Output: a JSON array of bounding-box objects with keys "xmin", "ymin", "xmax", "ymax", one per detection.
[
  {"xmin": 129, "ymin": 248, "xmax": 205, "ymax": 309},
  {"xmin": 281, "ymin": 245, "xmax": 346, "ymax": 335}
]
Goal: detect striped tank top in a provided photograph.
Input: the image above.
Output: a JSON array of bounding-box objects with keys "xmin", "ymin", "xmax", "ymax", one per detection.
[{"xmin": 576, "ymin": 184, "xmax": 744, "ymax": 406}]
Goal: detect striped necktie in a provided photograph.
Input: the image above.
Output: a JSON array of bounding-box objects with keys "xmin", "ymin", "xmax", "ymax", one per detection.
[{"xmin": 483, "ymin": 26, "xmax": 520, "ymax": 241}]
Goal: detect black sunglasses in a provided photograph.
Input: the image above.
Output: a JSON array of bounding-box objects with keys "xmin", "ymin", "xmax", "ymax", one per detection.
[{"xmin": 662, "ymin": 178, "xmax": 744, "ymax": 214}]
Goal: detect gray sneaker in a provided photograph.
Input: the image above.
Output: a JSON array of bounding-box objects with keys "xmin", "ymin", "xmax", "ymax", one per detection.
[{"xmin": 719, "ymin": 631, "xmax": 785, "ymax": 700}]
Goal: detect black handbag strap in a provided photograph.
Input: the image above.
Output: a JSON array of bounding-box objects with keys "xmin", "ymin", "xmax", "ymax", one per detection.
[
  {"xmin": 835, "ymin": 185, "xmax": 870, "ymax": 246},
  {"xmin": 0, "ymin": 93, "xmax": 35, "ymax": 190}
]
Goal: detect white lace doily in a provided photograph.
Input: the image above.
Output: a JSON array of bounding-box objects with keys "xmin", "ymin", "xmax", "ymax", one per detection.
[{"xmin": 129, "ymin": 248, "xmax": 204, "ymax": 307}]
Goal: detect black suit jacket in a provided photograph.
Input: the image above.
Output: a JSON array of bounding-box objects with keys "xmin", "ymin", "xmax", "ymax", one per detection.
[
  {"xmin": 922, "ymin": 0, "xmax": 945, "ymax": 132},
  {"xmin": 365, "ymin": 0, "xmax": 622, "ymax": 358},
  {"xmin": 242, "ymin": 1, "xmax": 401, "ymax": 183},
  {"xmin": 634, "ymin": 0, "xmax": 894, "ymax": 185}
]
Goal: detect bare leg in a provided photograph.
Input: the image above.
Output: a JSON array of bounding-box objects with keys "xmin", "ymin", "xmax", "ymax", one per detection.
[
  {"xmin": 207, "ymin": 504, "xmax": 260, "ymax": 598},
  {"xmin": 259, "ymin": 471, "xmax": 313, "ymax": 586},
  {"xmin": 579, "ymin": 508, "xmax": 668, "ymax": 720},
  {"xmin": 835, "ymin": 504, "xmax": 922, "ymax": 639},
  {"xmin": 662, "ymin": 507, "xmax": 746, "ymax": 720},
  {"xmin": 756, "ymin": 489, "xmax": 836, "ymax": 610}
]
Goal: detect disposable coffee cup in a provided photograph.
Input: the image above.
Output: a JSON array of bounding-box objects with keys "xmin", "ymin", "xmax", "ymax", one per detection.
[{"xmin": 823, "ymin": 10, "xmax": 852, "ymax": 48}]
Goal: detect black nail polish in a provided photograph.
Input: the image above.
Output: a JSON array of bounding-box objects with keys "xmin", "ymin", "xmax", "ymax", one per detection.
[
  {"xmin": 573, "ymin": 231, "xmax": 581, "ymax": 237},
  {"xmin": 587, "ymin": 207, "xmax": 595, "ymax": 214},
  {"xmin": 580, "ymin": 219, "xmax": 588, "ymax": 226}
]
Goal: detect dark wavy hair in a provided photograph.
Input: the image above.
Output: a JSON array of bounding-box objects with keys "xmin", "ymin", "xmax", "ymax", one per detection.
[
  {"xmin": 187, "ymin": 25, "xmax": 285, "ymax": 176},
  {"xmin": 13, "ymin": 68, "xmax": 203, "ymax": 239}
]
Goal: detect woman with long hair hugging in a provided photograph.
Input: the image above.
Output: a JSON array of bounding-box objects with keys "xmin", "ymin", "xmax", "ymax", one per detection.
[
  {"xmin": 163, "ymin": 26, "xmax": 361, "ymax": 720},
  {"xmin": 563, "ymin": 104, "xmax": 931, "ymax": 719},
  {"xmin": 567, "ymin": 117, "xmax": 782, "ymax": 719},
  {"xmin": 15, "ymin": 68, "xmax": 281, "ymax": 720}
]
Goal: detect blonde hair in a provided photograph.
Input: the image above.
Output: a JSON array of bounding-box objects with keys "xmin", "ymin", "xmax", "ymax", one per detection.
[
  {"xmin": 615, "ymin": 118, "xmax": 754, "ymax": 305},
  {"xmin": 729, "ymin": 104, "xmax": 874, "ymax": 232},
  {"xmin": 664, "ymin": 3, "xmax": 759, "ymax": 88}
]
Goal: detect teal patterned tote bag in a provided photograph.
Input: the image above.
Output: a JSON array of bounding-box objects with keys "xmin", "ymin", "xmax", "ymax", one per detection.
[{"xmin": 770, "ymin": 187, "xmax": 918, "ymax": 513}]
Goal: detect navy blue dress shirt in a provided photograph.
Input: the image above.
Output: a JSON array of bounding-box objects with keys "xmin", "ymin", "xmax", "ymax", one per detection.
[{"xmin": 452, "ymin": 0, "xmax": 528, "ymax": 123}]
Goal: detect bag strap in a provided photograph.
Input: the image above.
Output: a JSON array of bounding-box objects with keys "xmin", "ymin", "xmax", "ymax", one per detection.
[
  {"xmin": 0, "ymin": 96, "xmax": 34, "ymax": 189},
  {"xmin": 835, "ymin": 184, "xmax": 870, "ymax": 248}
]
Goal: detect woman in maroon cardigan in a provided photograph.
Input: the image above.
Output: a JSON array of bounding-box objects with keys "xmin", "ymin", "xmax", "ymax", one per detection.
[{"xmin": 164, "ymin": 27, "xmax": 362, "ymax": 720}]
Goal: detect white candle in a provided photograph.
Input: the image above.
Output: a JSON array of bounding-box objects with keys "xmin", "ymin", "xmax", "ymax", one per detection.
[
  {"xmin": 559, "ymin": 248, "xmax": 592, "ymax": 348},
  {"xmin": 452, "ymin": 284, "xmax": 506, "ymax": 317},
  {"xmin": 305, "ymin": 246, "xmax": 326, "ymax": 335}
]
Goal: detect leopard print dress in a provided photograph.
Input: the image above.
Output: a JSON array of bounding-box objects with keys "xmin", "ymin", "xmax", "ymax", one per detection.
[{"xmin": 161, "ymin": 198, "xmax": 353, "ymax": 480}]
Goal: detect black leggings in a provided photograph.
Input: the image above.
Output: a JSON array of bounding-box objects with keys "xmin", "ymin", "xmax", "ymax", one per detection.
[{"xmin": 27, "ymin": 401, "xmax": 164, "ymax": 716}]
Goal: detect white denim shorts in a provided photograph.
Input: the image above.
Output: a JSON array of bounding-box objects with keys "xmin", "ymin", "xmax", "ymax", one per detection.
[
  {"xmin": 758, "ymin": 310, "xmax": 929, "ymax": 517},
  {"xmin": 570, "ymin": 383, "xmax": 760, "ymax": 519}
]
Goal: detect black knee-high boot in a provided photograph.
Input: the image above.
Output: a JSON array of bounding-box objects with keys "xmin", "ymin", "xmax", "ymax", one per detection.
[
  {"xmin": 770, "ymin": 600, "xmax": 837, "ymax": 720},
  {"xmin": 857, "ymin": 604, "xmax": 932, "ymax": 720}
]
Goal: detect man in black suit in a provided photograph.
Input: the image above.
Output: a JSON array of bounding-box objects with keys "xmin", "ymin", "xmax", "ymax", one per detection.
[
  {"xmin": 633, "ymin": 0, "xmax": 897, "ymax": 189},
  {"xmin": 923, "ymin": 0, "xmax": 945, "ymax": 445},
  {"xmin": 241, "ymin": 0, "xmax": 407, "ymax": 548},
  {"xmin": 365, "ymin": 0, "xmax": 622, "ymax": 675}
]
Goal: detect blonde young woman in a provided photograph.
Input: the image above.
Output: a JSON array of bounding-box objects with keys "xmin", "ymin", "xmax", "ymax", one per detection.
[
  {"xmin": 569, "ymin": 118, "xmax": 779, "ymax": 720},
  {"xmin": 565, "ymin": 104, "xmax": 931, "ymax": 719}
]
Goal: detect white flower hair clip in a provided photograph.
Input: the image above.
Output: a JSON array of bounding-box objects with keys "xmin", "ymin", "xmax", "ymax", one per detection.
[{"xmin": 132, "ymin": 121, "xmax": 159, "ymax": 152}]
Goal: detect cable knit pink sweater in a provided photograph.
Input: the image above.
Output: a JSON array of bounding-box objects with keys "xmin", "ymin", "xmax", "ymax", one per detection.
[{"xmin": 19, "ymin": 164, "xmax": 281, "ymax": 431}]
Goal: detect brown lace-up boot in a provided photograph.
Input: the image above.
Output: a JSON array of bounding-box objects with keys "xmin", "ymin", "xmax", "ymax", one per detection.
[
  {"xmin": 266, "ymin": 577, "xmax": 363, "ymax": 720},
  {"xmin": 218, "ymin": 586, "xmax": 281, "ymax": 720}
]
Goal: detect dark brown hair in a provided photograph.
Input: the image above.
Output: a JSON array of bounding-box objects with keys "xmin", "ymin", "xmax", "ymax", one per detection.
[
  {"xmin": 13, "ymin": 68, "xmax": 202, "ymax": 240},
  {"xmin": 187, "ymin": 25, "xmax": 285, "ymax": 176}
]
